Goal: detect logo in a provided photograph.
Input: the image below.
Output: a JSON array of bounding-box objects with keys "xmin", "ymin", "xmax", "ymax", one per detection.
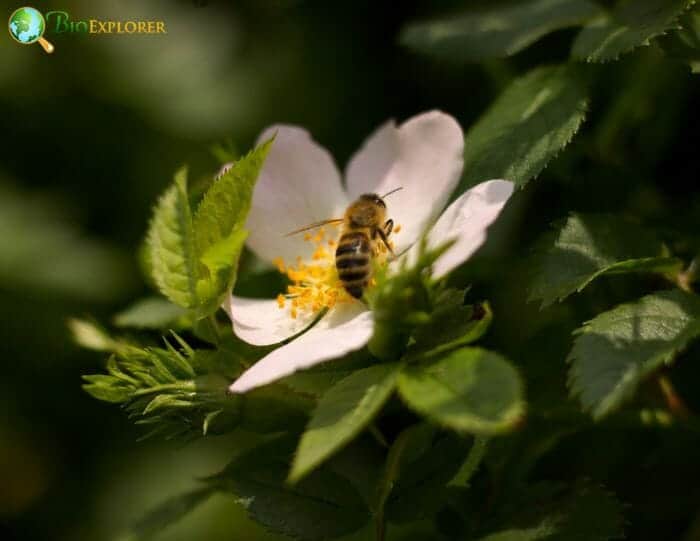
[
  {"xmin": 8, "ymin": 6, "xmax": 168, "ymax": 53},
  {"xmin": 8, "ymin": 6, "xmax": 54, "ymax": 53}
]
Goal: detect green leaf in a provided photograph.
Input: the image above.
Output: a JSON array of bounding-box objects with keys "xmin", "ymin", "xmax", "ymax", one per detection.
[
  {"xmin": 192, "ymin": 138, "xmax": 272, "ymax": 313},
  {"xmin": 193, "ymin": 138, "xmax": 272, "ymax": 252},
  {"xmin": 398, "ymin": 348, "xmax": 525, "ymax": 435},
  {"xmin": 113, "ymin": 297, "xmax": 189, "ymax": 329},
  {"xmin": 478, "ymin": 483, "xmax": 624, "ymax": 541},
  {"xmin": 530, "ymin": 213, "xmax": 682, "ymax": 307},
  {"xmin": 212, "ymin": 436, "xmax": 370, "ymax": 541},
  {"xmin": 572, "ymin": 0, "xmax": 694, "ymax": 62},
  {"xmin": 410, "ymin": 290, "xmax": 493, "ymax": 357},
  {"xmin": 79, "ymin": 333, "xmax": 252, "ymax": 440},
  {"xmin": 146, "ymin": 139, "xmax": 271, "ymax": 316},
  {"xmin": 385, "ymin": 430, "xmax": 472, "ymax": 524},
  {"xmin": 659, "ymin": 5, "xmax": 700, "ymax": 72},
  {"xmin": 400, "ymin": 0, "xmax": 601, "ymax": 62},
  {"xmin": 148, "ymin": 167, "xmax": 199, "ymax": 309},
  {"xmin": 195, "ymin": 228, "xmax": 249, "ymax": 314},
  {"xmin": 82, "ymin": 372, "xmax": 135, "ymax": 403},
  {"xmin": 374, "ymin": 424, "xmax": 434, "ymax": 532},
  {"xmin": 460, "ymin": 65, "xmax": 588, "ymax": 191},
  {"xmin": 290, "ymin": 364, "xmax": 399, "ymax": 484},
  {"xmin": 568, "ymin": 289, "xmax": 700, "ymax": 419}
]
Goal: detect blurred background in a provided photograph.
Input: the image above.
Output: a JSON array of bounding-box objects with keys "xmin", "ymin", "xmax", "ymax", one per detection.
[{"xmin": 2, "ymin": 0, "xmax": 700, "ymax": 540}]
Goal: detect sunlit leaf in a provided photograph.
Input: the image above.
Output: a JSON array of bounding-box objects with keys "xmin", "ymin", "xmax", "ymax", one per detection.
[
  {"xmin": 572, "ymin": 0, "xmax": 694, "ymax": 62},
  {"xmin": 193, "ymin": 138, "xmax": 273, "ymax": 254},
  {"xmin": 195, "ymin": 228, "xmax": 249, "ymax": 314},
  {"xmin": 401, "ymin": 0, "xmax": 601, "ymax": 62},
  {"xmin": 398, "ymin": 348, "xmax": 525, "ymax": 434},
  {"xmin": 192, "ymin": 138, "xmax": 272, "ymax": 313},
  {"xmin": 460, "ymin": 65, "xmax": 588, "ymax": 191},
  {"xmin": 290, "ymin": 364, "xmax": 399, "ymax": 483},
  {"xmin": 568, "ymin": 290, "xmax": 700, "ymax": 419},
  {"xmin": 529, "ymin": 213, "xmax": 682, "ymax": 307},
  {"xmin": 148, "ymin": 167, "xmax": 199, "ymax": 309}
]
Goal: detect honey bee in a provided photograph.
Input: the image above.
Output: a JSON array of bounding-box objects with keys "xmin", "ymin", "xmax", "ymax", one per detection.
[{"xmin": 286, "ymin": 188, "xmax": 402, "ymax": 299}]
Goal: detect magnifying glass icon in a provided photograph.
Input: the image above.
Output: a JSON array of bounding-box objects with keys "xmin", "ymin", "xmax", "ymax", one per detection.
[{"xmin": 8, "ymin": 6, "xmax": 55, "ymax": 54}]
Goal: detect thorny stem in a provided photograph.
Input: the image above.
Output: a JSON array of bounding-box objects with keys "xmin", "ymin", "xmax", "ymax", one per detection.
[
  {"xmin": 658, "ymin": 375, "xmax": 691, "ymax": 419},
  {"xmin": 675, "ymin": 257, "xmax": 698, "ymax": 293}
]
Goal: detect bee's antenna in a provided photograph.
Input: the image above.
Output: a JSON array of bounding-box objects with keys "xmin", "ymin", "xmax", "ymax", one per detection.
[{"xmin": 381, "ymin": 187, "xmax": 403, "ymax": 198}]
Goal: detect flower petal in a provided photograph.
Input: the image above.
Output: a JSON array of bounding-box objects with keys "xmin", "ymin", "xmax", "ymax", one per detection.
[
  {"xmin": 403, "ymin": 179, "xmax": 515, "ymax": 278},
  {"xmin": 345, "ymin": 111, "xmax": 464, "ymax": 253},
  {"xmin": 246, "ymin": 126, "xmax": 349, "ymax": 264},
  {"xmin": 345, "ymin": 120, "xmax": 399, "ymax": 196},
  {"xmin": 226, "ymin": 295, "xmax": 317, "ymax": 346},
  {"xmin": 228, "ymin": 304, "xmax": 373, "ymax": 393}
]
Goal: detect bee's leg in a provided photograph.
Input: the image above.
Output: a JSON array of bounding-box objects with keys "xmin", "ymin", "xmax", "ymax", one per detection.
[
  {"xmin": 383, "ymin": 219, "xmax": 394, "ymax": 236},
  {"xmin": 376, "ymin": 227, "xmax": 395, "ymax": 258}
]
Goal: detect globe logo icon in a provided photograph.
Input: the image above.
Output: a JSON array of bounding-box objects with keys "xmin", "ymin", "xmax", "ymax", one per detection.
[{"xmin": 8, "ymin": 6, "xmax": 54, "ymax": 53}]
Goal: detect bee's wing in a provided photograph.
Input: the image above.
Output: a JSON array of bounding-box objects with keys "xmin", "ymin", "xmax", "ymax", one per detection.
[{"xmin": 284, "ymin": 218, "xmax": 344, "ymax": 237}]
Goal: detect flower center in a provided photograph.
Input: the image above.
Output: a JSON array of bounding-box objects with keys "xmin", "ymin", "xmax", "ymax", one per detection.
[{"xmin": 272, "ymin": 224, "xmax": 400, "ymax": 319}]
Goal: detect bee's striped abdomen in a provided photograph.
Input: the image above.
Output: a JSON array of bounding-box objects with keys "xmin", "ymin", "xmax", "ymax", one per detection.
[{"xmin": 335, "ymin": 231, "xmax": 371, "ymax": 299}]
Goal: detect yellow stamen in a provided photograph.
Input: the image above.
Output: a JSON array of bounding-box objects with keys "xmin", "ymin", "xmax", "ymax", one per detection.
[
  {"xmin": 272, "ymin": 225, "xmax": 389, "ymax": 319},
  {"xmin": 394, "ymin": 224, "xmax": 402, "ymax": 234}
]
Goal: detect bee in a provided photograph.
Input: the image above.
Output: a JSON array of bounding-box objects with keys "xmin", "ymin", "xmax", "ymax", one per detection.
[{"xmin": 286, "ymin": 188, "xmax": 402, "ymax": 299}]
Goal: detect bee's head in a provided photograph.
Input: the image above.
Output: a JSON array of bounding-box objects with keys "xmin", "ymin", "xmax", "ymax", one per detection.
[
  {"xmin": 358, "ymin": 193, "xmax": 386, "ymax": 208},
  {"xmin": 347, "ymin": 193, "xmax": 387, "ymax": 227}
]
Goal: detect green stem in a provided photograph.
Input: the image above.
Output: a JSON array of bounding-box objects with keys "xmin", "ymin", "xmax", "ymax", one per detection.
[
  {"xmin": 448, "ymin": 436, "xmax": 489, "ymax": 488},
  {"xmin": 373, "ymin": 426, "xmax": 416, "ymax": 541},
  {"xmin": 368, "ymin": 322, "xmax": 409, "ymax": 361}
]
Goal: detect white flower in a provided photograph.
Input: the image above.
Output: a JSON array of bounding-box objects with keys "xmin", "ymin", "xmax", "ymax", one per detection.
[{"xmin": 226, "ymin": 111, "xmax": 514, "ymax": 393}]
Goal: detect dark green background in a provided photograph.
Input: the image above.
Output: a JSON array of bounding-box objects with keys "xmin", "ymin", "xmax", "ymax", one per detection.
[{"xmin": 2, "ymin": 1, "xmax": 700, "ymax": 540}]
